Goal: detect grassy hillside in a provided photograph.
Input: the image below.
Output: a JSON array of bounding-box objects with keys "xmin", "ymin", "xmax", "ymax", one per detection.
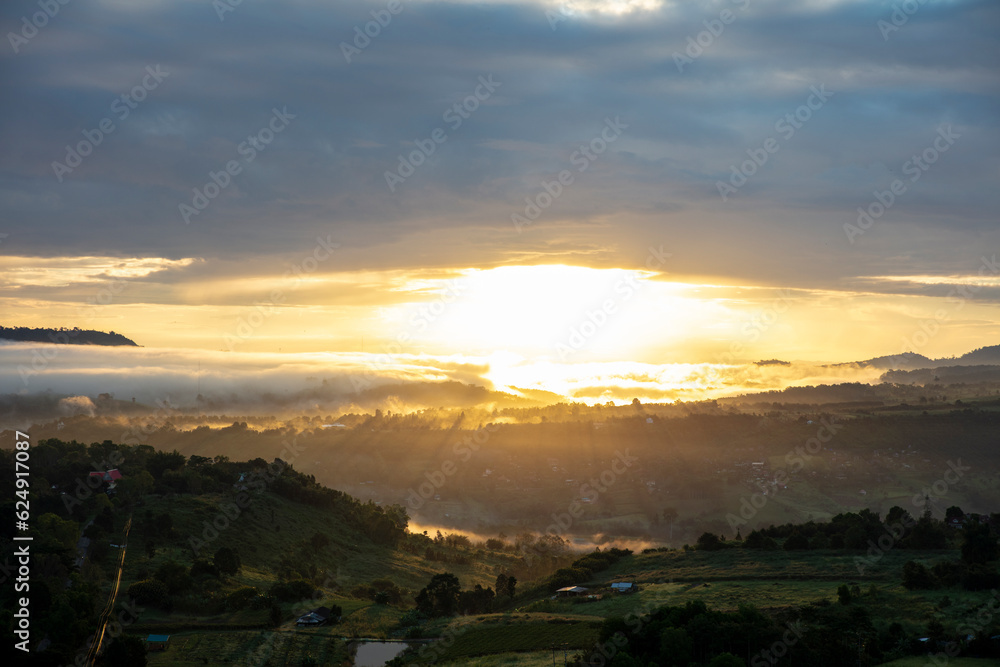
[{"xmin": 127, "ymin": 490, "xmax": 517, "ymax": 598}]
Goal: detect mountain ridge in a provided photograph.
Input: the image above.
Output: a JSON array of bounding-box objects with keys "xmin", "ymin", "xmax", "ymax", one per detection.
[{"xmin": 0, "ymin": 325, "xmax": 138, "ymax": 346}]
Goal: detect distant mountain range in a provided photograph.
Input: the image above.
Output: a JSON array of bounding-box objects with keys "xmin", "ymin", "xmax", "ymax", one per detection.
[
  {"xmin": 835, "ymin": 344, "xmax": 1000, "ymax": 370},
  {"xmin": 0, "ymin": 326, "xmax": 138, "ymax": 346}
]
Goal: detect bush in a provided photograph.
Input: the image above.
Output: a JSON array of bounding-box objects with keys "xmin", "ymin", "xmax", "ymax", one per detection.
[
  {"xmin": 155, "ymin": 560, "xmax": 192, "ymax": 594},
  {"xmin": 696, "ymin": 532, "xmax": 724, "ymax": 551},
  {"xmin": 127, "ymin": 579, "xmax": 169, "ymax": 607},
  {"xmin": 226, "ymin": 586, "xmax": 265, "ymax": 611},
  {"xmin": 784, "ymin": 531, "xmax": 810, "ymax": 551},
  {"xmin": 902, "ymin": 561, "xmax": 937, "ymax": 590},
  {"xmin": 214, "ymin": 547, "xmax": 241, "ymax": 575},
  {"xmin": 269, "ymin": 579, "xmax": 316, "ymax": 602},
  {"xmin": 190, "ymin": 559, "xmax": 220, "ymax": 579},
  {"xmin": 931, "ymin": 560, "xmax": 966, "ymax": 587},
  {"xmin": 963, "ymin": 564, "xmax": 1000, "ymax": 591}
]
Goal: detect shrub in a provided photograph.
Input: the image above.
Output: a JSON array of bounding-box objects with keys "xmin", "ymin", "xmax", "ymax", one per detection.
[
  {"xmin": 784, "ymin": 531, "xmax": 810, "ymax": 551},
  {"xmin": 963, "ymin": 564, "xmax": 1000, "ymax": 591},
  {"xmin": 127, "ymin": 579, "xmax": 169, "ymax": 607},
  {"xmin": 269, "ymin": 579, "xmax": 316, "ymax": 602},
  {"xmin": 902, "ymin": 561, "xmax": 937, "ymax": 590},
  {"xmin": 190, "ymin": 559, "xmax": 220, "ymax": 579}
]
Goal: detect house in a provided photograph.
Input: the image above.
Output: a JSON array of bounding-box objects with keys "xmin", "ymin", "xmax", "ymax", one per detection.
[
  {"xmin": 610, "ymin": 582, "xmax": 636, "ymax": 594},
  {"xmin": 89, "ymin": 469, "xmax": 122, "ymax": 489},
  {"xmin": 297, "ymin": 606, "xmax": 332, "ymax": 626},
  {"xmin": 556, "ymin": 586, "xmax": 588, "ymax": 597},
  {"xmin": 146, "ymin": 635, "xmax": 170, "ymax": 651}
]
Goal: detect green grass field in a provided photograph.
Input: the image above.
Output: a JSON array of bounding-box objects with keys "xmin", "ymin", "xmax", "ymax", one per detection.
[
  {"xmin": 436, "ymin": 651, "xmax": 575, "ymax": 666},
  {"xmin": 411, "ymin": 615, "xmax": 601, "ymax": 663},
  {"xmin": 879, "ymin": 659, "xmax": 1000, "ymax": 667},
  {"xmin": 145, "ymin": 628, "xmax": 351, "ymax": 666}
]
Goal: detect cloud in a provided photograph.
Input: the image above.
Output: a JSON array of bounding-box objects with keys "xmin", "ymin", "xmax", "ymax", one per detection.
[
  {"xmin": 57, "ymin": 395, "xmax": 96, "ymax": 417},
  {"xmin": 0, "ymin": 0, "xmax": 995, "ymax": 283}
]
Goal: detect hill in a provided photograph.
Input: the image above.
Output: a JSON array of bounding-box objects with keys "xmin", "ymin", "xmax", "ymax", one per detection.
[{"xmin": 0, "ymin": 325, "xmax": 138, "ymax": 346}]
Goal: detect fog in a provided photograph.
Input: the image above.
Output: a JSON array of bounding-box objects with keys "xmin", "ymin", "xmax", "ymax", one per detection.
[{"xmin": 0, "ymin": 340, "xmax": 918, "ymax": 429}]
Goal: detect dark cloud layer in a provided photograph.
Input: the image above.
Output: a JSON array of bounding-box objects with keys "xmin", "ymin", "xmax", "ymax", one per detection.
[{"xmin": 0, "ymin": 0, "xmax": 998, "ymax": 289}]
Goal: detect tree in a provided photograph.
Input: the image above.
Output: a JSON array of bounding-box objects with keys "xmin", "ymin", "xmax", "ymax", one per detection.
[
  {"xmin": 190, "ymin": 559, "xmax": 220, "ymax": 579},
  {"xmin": 116, "ymin": 470, "xmax": 154, "ymax": 505},
  {"xmin": 906, "ymin": 514, "xmax": 947, "ymax": 549},
  {"xmin": 495, "ymin": 573, "xmax": 516, "ymax": 599},
  {"xmin": 269, "ymin": 603, "xmax": 283, "ymax": 627},
  {"xmin": 415, "ymin": 572, "xmax": 461, "ymax": 617},
  {"xmin": 309, "ymin": 532, "xmax": 330, "ymax": 550},
  {"xmin": 696, "ymin": 532, "xmax": 724, "ymax": 551},
  {"xmin": 961, "ymin": 521, "xmax": 998, "ymax": 565},
  {"xmin": 963, "ymin": 563, "xmax": 1000, "ymax": 591},
  {"xmin": 126, "ymin": 579, "xmax": 169, "ymax": 607},
  {"xmin": 662, "ymin": 507, "xmax": 679, "ymax": 543},
  {"xmin": 155, "ymin": 560, "xmax": 192, "ymax": 594},
  {"xmin": 270, "ymin": 580, "xmax": 316, "ymax": 602},
  {"xmin": 902, "ymin": 561, "xmax": 937, "ymax": 590},
  {"xmin": 784, "ymin": 530, "xmax": 810, "ymax": 551},
  {"xmin": 504, "ymin": 574, "xmax": 517, "ymax": 599},
  {"xmin": 214, "ymin": 546, "xmax": 241, "ymax": 575},
  {"xmin": 886, "ymin": 505, "xmax": 913, "ymax": 528},
  {"xmin": 837, "ymin": 584, "xmax": 853, "ymax": 605},
  {"xmin": 105, "ymin": 634, "xmax": 147, "ymax": 667},
  {"xmin": 945, "ymin": 506, "xmax": 965, "ymax": 522},
  {"xmin": 708, "ymin": 654, "xmax": 745, "ymax": 667},
  {"xmin": 658, "ymin": 627, "xmax": 693, "ymax": 666}
]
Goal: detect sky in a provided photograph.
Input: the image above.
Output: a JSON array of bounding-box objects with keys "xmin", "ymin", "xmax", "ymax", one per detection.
[{"xmin": 1, "ymin": 0, "xmax": 999, "ymax": 405}]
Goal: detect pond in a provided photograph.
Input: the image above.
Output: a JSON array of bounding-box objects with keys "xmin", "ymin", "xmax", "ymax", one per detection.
[{"xmin": 349, "ymin": 640, "xmax": 414, "ymax": 667}]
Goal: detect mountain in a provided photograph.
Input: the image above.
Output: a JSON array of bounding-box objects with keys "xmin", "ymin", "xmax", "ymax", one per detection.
[
  {"xmin": 832, "ymin": 351, "xmax": 934, "ymax": 371},
  {"xmin": 880, "ymin": 364, "xmax": 1000, "ymax": 385},
  {"xmin": 957, "ymin": 344, "xmax": 1000, "ymax": 365},
  {"xmin": 0, "ymin": 325, "xmax": 138, "ymax": 346},
  {"xmin": 832, "ymin": 343, "xmax": 1000, "ymax": 371}
]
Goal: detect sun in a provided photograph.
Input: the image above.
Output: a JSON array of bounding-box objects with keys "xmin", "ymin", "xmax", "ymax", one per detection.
[{"xmin": 382, "ymin": 264, "xmax": 703, "ymax": 363}]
